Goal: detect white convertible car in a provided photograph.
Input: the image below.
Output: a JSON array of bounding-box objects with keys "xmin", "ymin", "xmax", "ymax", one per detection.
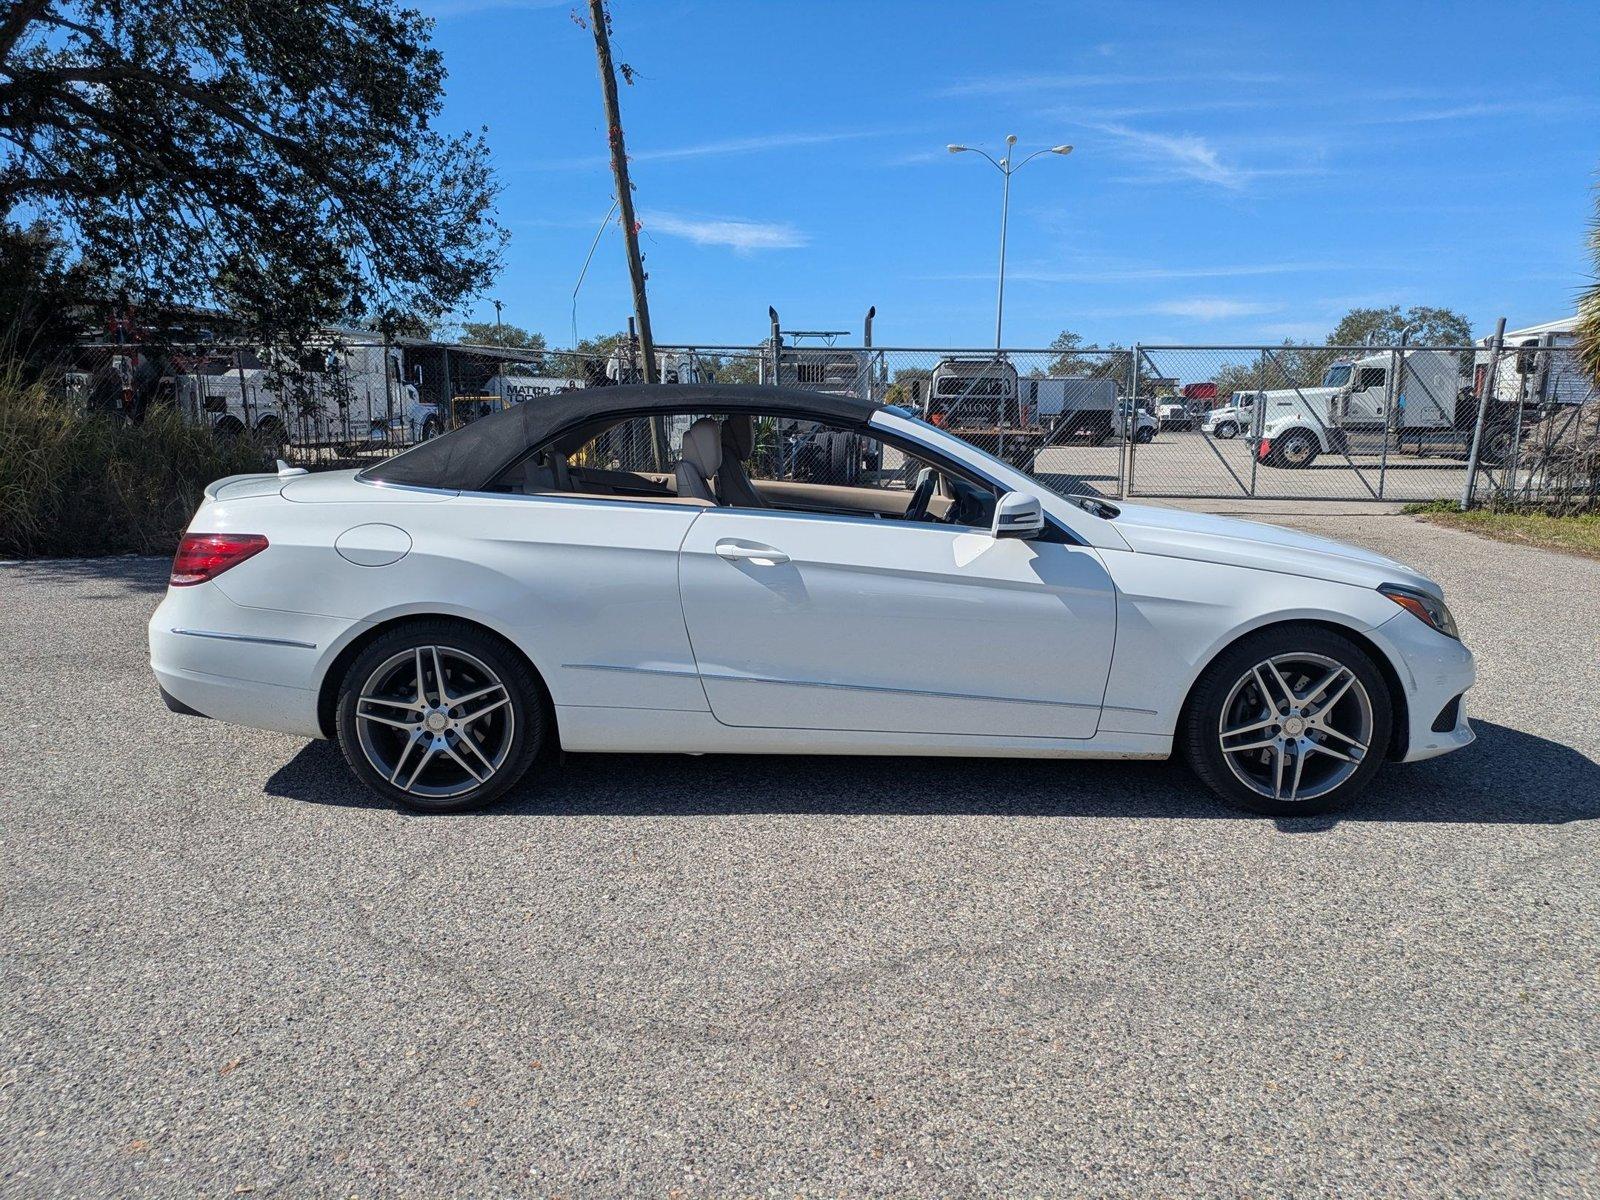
[{"xmin": 150, "ymin": 384, "xmax": 1475, "ymax": 816}]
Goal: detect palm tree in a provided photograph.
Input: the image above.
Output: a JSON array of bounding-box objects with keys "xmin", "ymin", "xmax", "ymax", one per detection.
[{"xmin": 1580, "ymin": 184, "xmax": 1600, "ymax": 385}]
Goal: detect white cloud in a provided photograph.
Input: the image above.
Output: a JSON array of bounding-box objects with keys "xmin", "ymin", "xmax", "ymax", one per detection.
[
  {"xmin": 642, "ymin": 212, "xmax": 807, "ymax": 253},
  {"xmin": 631, "ymin": 130, "xmax": 881, "ymax": 163},
  {"xmin": 942, "ymin": 70, "xmax": 1281, "ymax": 97},
  {"xmin": 526, "ymin": 130, "xmax": 886, "ymax": 172},
  {"xmin": 1150, "ymin": 299, "xmax": 1281, "ymax": 320},
  {"xmin": 1085, "ymin": 121, "xmax": 1245, "ymax": 189},
  {"xmin": 1351, "ymin": 97, "xmax": 1597, "ymax": 126}
]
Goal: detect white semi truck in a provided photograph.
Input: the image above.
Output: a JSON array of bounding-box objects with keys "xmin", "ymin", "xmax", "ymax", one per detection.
[
  {"xmin": 1477, "ymin": 317, "xmax": 1593, "ymax": 408},
  {"xmin": 1202, "ymin": 385, "xmax": 1340, "ymax": 443},
  {"xmin": 1255, "ymin": 349, "xmax": 1521, "ymax": 469}
]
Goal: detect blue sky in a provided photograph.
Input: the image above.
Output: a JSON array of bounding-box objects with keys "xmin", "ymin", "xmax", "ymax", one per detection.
[{"xmin": 417, "ymin": 0, "xmax": 1600, "ymax": 348}]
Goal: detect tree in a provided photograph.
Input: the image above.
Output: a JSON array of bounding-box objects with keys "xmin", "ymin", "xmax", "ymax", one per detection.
[
  {"xmin": 459, "ymin": 322, "xmax": 546, "ymax": 353},
  {"xmin": 1046, "ymin": 329, "xmax": 1123, "ymax": 377},
  {"xmin": 1578, "ymin": 189, "xmax": 1600, "ymax": 386},
  {"xmin": 0, "ymin": 0, "xmax": 505, "ymax": 345},
  {"xmin": 0, "ymin": 220, "xmax": 88, "ymax": 365},
  {"xmin": 1327, "ymin": 306, "xmax": 1472, "ymax": 348}
]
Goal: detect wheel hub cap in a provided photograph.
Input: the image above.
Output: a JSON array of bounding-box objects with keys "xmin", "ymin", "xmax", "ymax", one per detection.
[
  {"xmin": 1217, "ymin": 652, "xmax": 1374, "ymax": 804},
  {"xmin": 353, "ymin": 645, "xmax": 514, "ymax": 798}
]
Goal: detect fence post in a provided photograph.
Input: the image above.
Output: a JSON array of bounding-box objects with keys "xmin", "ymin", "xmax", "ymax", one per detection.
[
  {"xmin": 440, "ymin": 344, "xmax": 452, "ymax": 430},
  {"xmin": 1506, "ymin": 345, "xmax": 1532, "ymax": 502},
  {"xmin": 1124, "ymin": 345, "xmax": 1140, "ymax": 497},
  {"xmin": 1248, "ymin": 349, "xmax": 1264, "ymax": 498},
  {"xmin": 1460, "ymin": 316, "xmax": 1506, "ymax": 510},
  {"xmin": 1378, "ymin": 341, "xmax": 1401, "ymax": 500}
]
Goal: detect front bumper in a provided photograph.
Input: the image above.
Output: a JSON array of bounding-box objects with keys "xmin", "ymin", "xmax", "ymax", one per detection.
[{"xmin": 1371, "ymin": 608, "xmax": 1477, "ymax": 762}]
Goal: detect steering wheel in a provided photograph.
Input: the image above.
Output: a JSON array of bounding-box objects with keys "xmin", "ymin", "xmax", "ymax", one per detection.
[{"xmin": 904, "ymin": 470, "xmax": 938, "ymax": 522}]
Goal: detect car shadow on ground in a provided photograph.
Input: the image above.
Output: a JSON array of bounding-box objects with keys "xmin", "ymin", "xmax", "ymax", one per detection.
[{"xmin": 265, "ymin": 721, "xmax": 1599, "ymax": 829}]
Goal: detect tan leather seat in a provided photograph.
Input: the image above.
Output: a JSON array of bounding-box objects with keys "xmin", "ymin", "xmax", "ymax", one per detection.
[
  {"xmin": 674, "ymin": 417, "xmax": 721, "ymax": 503},
  {"xmin": 717, "ymin": 414, "xmax": 767, "ymax": 508}
]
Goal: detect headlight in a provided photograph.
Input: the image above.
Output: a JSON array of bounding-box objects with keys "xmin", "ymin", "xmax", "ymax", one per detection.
[{"xmin": 1379, "ymin": 583, "xmax": 1459, "ymax": 640}]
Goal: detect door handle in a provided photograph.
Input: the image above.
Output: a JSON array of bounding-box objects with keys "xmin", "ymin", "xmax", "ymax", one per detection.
[{"xmin": 714, "ymin": 540, "xmax": 790, "ymax": 566}]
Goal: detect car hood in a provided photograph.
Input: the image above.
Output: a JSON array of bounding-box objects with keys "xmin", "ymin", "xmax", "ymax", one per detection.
[{"xmin": 1105, "ymin": 502, "xmax": 1440, "ymax": 594}]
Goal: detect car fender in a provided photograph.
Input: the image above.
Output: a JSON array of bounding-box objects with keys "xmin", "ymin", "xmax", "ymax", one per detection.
[
  {"xmin": 1096, "ymin": 551, "xmax": 1407, "ymax": 736},
  {"xmin": 1261, "ymin": 419, "xmax": 1329, "ymax": 449}
]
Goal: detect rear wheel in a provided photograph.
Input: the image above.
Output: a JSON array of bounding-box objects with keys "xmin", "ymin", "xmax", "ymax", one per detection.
[
  {"xmin": 1181, "ymin": 625, "xmax": 1392, "ymax": 816},
  {"xmin": 336, "ymin": 621, "xmax": 545, "ymax": 812}
]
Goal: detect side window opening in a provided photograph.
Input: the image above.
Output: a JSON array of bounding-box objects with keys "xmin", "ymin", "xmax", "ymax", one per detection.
[{"xmin": 485, "ymin": 411, "xmax": 999, "ymax": 527}]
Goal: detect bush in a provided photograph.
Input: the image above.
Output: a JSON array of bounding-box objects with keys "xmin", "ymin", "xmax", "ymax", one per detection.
[{"xmin": 0, "ymin": 369, "xmax": 272, "ymax": 558}]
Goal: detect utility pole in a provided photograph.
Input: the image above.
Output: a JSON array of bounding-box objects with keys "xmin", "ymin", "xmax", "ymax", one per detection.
[{"xmin": 587, "ymin": 0, "xmax": 658, "ymax": 385}]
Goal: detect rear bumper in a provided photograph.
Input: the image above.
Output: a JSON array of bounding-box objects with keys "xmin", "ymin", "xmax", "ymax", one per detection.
[{"xmin": 149, "ymin": 582, "xmax": 358, "ymax": 740}]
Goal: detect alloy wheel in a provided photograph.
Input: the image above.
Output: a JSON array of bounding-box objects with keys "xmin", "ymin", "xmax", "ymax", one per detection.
[
  {"xmin": 353, "ymin": 645, "xmax": 515, "ymax": 798},
  {"xmin": 1281, "ymin": 434, "xmax": 1316, "ymax": 466},
  {"xmin": 1217, "ymin": 652, "xmax": 1374, "ymax": 804}
]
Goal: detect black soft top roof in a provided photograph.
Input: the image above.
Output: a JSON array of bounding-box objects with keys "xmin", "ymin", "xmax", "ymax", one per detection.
[{"xmin": 361, "ymin": 384, "xmax": 884, "ymax": 491}]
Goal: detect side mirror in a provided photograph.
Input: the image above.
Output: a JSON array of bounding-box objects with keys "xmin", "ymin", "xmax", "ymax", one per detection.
[{"xmin": 992, "ymin": 490, "xmax": 1044, "ymax": 540}]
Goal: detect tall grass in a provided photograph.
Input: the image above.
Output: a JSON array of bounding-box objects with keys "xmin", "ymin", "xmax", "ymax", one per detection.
[{"xmin": 0, "ymin": 368, "xmax": 272, "ymax": 558}]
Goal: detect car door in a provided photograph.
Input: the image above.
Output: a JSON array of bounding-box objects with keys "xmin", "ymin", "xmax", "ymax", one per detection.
[{"xmin": 677, "ymin": 508, "xmax": 1118, "ymax": 738}]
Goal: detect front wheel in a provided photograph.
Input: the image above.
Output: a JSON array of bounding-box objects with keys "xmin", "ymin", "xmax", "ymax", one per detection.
[
  {"xmin": 1134, "ymin": 426, "xmax": 1155, "ymax": 444},
  {"xmin": 1180, "ymin": 625, "xmax": 1392, "ymax": 816},
  {"xmin": 1276, "ymin": 430, "xmax": 1320, "ymax": 469},
  {"xmin": 1213, "ymin": 421, "xmax": 1238, "ymax": 440},
  {"xmin": 336, "ymin": 621, "xmax": 546, "ymax": 812}
]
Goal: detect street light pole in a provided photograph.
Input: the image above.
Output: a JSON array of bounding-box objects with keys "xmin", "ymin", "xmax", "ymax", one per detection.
[
  {"xmin": 949, "ymin": 136, "xmax": 1072, "ymax": 351},
  {"xmin": 994, "ymin": 142, "xmax": 1012, "ymax": 352},
  {"xmin": 492, "ymin": 299, "xmax": 503, "ymax": 330}
]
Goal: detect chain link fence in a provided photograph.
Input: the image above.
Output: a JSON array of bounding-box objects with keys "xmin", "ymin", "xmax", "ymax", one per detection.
[
  {"xmin": 61, "ymin": 330, "xmax": 1596, "ymax": 508},
  {"xmin": 662, "ymin": 337, "xmax": 1597, "ymax": 508}
]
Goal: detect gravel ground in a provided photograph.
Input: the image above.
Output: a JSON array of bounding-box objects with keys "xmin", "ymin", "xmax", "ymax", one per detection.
[{"xmin": 3, "ymin": 512, "xmax": 1597, "ymax": 1199}]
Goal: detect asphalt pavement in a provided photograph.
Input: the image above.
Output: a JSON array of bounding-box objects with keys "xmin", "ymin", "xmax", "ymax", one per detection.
[{"xmin": 3, "ymin": 511, "xmax": 1597, "ymax": 1198}]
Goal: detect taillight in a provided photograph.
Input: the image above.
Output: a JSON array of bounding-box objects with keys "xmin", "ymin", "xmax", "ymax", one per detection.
[{"xmin": 170, "ymin": 533, "xmax": 268, "ymax": 586}]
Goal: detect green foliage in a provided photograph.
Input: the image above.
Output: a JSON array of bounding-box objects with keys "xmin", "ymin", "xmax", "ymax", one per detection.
[
  {"xmin": 692, "ymin": 353, "xmax": 760, "ymax": 385},
  {"xmin": 1327, "ymin": 306, "xmax": 1473, "ymax": 347},
  {"xmin": 460, "ymin": 322, "xmax": 546, "ymax": 352},
  {"xmin": 1, "ymin": 0, "xmax": 506, "ymax": 345},
  {"xmin": 1046, "ymin": 330, "xmax": 1122, "ymax": 376},
  {"xmin": 1578, "ymin": 188, "xmax": 1600, "ymax": 387},
  {"xmin": 0, "ymin": 369, "xmax": 270, "ymax": 557},
  {"xmin": 0, "ymin": 222, "xmax": 91, "ymax": 371}
]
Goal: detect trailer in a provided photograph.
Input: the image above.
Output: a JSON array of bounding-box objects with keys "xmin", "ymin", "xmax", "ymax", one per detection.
[
  {"xmin": 915, "ymin": 357, "xmax": 1045, "ymax": 470},
  {"xmin": 1020, "ymin": 376, "xmax": 1117, "ymax": 441}
]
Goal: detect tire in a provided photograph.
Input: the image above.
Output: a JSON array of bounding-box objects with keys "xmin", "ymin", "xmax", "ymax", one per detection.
[
  {"xmin": 1134, "ymin": 426, "xmax": 1155, "ymax": 444},
  {"xmin": 1213, "ymin": 421, "xmax": 1238, "ymax": 440},
  {"xmin": 1180, "ymin": 624, "xmax": 1392, "ymax": 817},
  {"xmin": 212, "ymin": 415, "xmax": 245, "ymax": 444},
  {"xmin": 421, "ymin": 417, "xmax": 442, "ymax": 442},
  {"xmin": 1480, "ymin": 427, "xmax": 1511, "ymax": 467},
  {"xmin": 1277, "ymin": 430, "xmax": 1319, "ymax": 469},
  {"xmin": 336, "ymin": 620, "xmax": 546, "ymax": 813},
  {"xmin": 253, "ymin": 416, "xmax": 286, "ymax": 453}
]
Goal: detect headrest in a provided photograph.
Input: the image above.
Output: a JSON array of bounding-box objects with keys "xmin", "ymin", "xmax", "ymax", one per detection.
[
  {"xmin": 721, "ymin": 413, "xmax": 754, "ymax": 459},
  {"xmin": 681, "ymin": 417, "xmax": 722, "ymax": 476}
]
